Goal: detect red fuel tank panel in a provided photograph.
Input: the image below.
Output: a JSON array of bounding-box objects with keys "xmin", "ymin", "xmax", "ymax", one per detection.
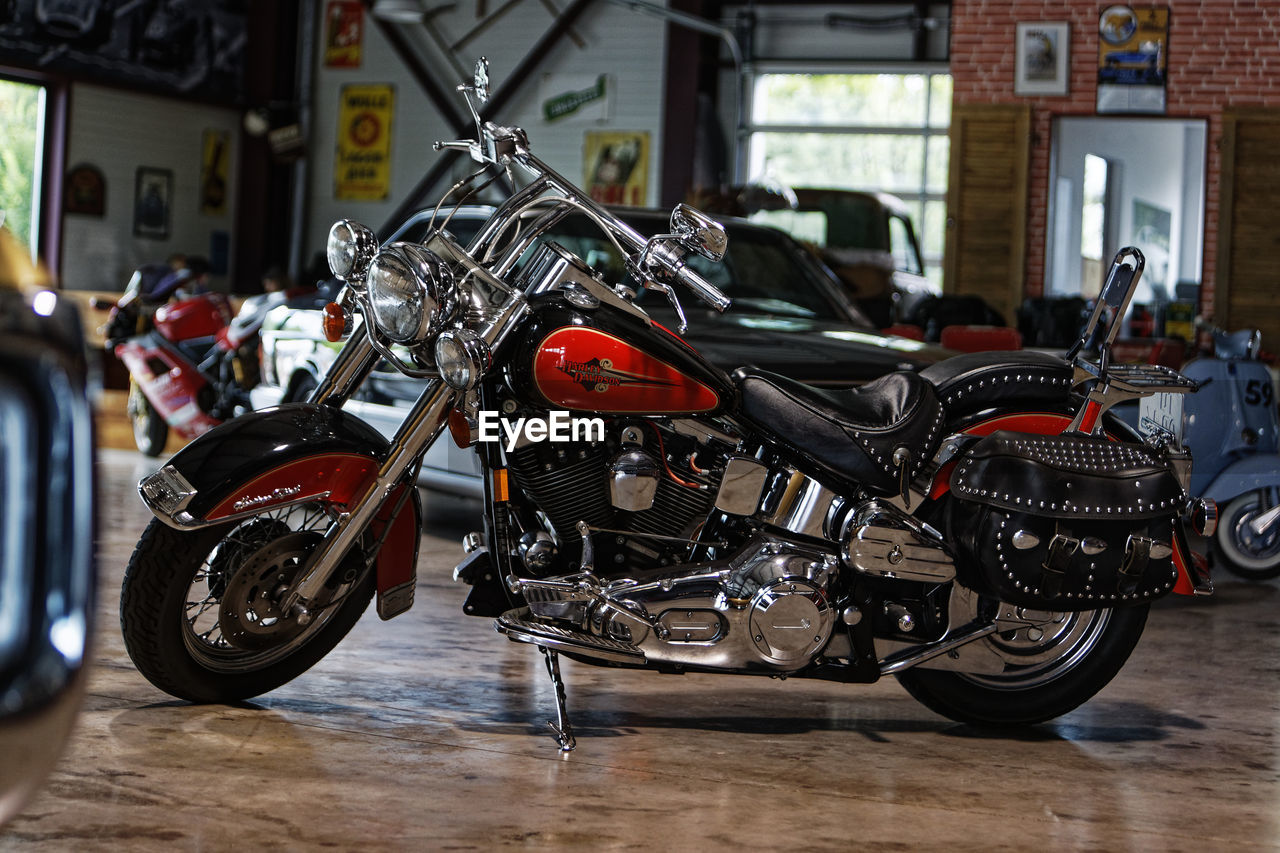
[
  {"xmin": 533, "ymin": 327, "xmax": 720, "ymax": 414},
  {"xmin": 154, "ymin": 293, "xmax": 230, "ymax": 342}
]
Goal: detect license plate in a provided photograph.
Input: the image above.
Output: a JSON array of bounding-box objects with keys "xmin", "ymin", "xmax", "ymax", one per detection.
[{"xmin": 1139, "ymin": 392, "xmax": 1184, "ymax": 443}]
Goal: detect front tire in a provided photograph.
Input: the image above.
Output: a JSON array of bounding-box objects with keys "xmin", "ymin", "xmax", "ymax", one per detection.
[
  {"xmin": 1214, "ymin": 490, "xmax": 1280, "ymax": 580},
  {"xmin": 120, "ymin": 505, "xmax": 373, "ymax": 703},
  {"xmin": 128, "ymin": 380, "xmax": 169, "ymax": 457},
  {"xmin": 897, "ymin": 603, "xmax": 1149, "ymax": 726},
  {"xmin": 284, "ymin": 371, "xmax": 319, "ymax": 404}
]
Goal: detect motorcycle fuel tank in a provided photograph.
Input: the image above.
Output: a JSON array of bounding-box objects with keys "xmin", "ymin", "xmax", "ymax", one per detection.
[
  {"xmin": 521, "ymin": 299, "xmax": 732, "ymax": 415},
  {"xmin": 153, "ymin": 293, "xmax": 231, "ymax": 342}
]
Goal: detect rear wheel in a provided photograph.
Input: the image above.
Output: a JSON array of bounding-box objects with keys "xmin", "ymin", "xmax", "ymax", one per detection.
[
  {"xmin": 128, "ymin": 380, "xmax": 169, "ymax": 457},
  {"xmin": 897, "ymin": 598, "xmax": 1149, "ymax": 726},
  {"xmin": 120, "ymin": 503, "xmax": 373, "ymax": 703},
  {"xmin": 1214, "ymin": 490, "xmax": 1280, "ymax": 580}
]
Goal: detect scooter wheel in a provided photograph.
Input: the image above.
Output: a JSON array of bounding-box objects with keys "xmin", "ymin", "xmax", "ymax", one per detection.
[
  {"xmin": 128, "ymin": 381, "xmax": 169, "ymax": 457},
  {"xmin": 1215, "ymin": 490, "xmax": 1280, "ymax": 580}
]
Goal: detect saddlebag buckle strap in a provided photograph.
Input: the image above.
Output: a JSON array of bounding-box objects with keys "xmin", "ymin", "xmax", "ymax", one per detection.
[
  {"xmin": 1040, "ymin": 533, "xmax": 1080, "ymax": 600},
  {"xmin": 1118, "ymin": 535, "xmax": 1152, "ymax": 596}
]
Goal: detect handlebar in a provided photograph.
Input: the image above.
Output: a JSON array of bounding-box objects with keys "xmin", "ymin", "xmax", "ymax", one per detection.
[
  {"xmin": 443, "ymin": 123, "xmax": 732, "ymax": 315},
  {"xmin": 671, "ymin": 263, "xmax": 732, "ymax": 313}
]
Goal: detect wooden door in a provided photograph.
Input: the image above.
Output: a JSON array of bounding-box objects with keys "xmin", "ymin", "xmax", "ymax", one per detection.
[
  {"xmin": 1217, "ymin": 109, "xmax": 1280, "ymax": 351},
  {"xmin": 943, "ymin": 104, "xmax": 1031, "ymax": 325}
]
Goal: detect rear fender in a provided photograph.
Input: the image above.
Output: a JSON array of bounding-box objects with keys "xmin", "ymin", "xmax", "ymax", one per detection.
[{"xmin": 139, "ymin": 403, "xmax": 422, "ymax": 618}]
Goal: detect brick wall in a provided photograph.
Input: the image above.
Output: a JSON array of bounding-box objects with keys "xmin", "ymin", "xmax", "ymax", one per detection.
[{"xmin": 951, "ymin": 0, "xmax": 1280, "ymax": 314}]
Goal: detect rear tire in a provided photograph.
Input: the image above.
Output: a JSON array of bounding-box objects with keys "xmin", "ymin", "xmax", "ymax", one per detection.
[
  {"xmin": 128, "ymin": 380, "xmax": 169, "ymax": 457},
  {"xmin": 1214, "ymin": 490, "xmax": 1280, "ymax": 580},
  {"xmin": 897, "ymin": 603, "xmax": 1149, "ymax": 726},
  {"xmin": 120, "ymin": 507, "xmax": 373, "ymax": 703}
]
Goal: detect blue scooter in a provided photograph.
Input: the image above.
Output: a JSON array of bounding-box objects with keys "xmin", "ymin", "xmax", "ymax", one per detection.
[{"xmin": 1178, "ymin": 326, "xmax": 1280, "ymax": 579}]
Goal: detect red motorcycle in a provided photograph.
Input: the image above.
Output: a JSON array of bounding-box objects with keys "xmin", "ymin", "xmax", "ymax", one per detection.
[
  {"xmin": 119, "ymin": 60, "xmax": 1215, "ymax": 751},
  {"xmin": 104, "ymin": 266, "xmax": 264, "ymax": 456}
]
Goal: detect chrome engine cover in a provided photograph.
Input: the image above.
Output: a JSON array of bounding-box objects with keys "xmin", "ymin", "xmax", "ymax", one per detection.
[
  {"xmin": 840, "ymin": 499, "xmax": 956, "ymax": 583},
  {"xmin": 746, "ymin": 576, "xmax": 833, "ymax": 666},
  {"xmin": 514, "ymin": 535, "xmax": 840, "ymax": 673}
]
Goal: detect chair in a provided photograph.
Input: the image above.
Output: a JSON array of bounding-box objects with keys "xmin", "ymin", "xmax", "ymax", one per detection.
[{"xmin": 939, "ymin": 324, "xmax": 1024, "ymax": 353}]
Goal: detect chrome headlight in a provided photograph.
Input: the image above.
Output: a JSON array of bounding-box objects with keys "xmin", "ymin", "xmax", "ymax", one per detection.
[
  {"xmin": 366, "ymin": 243, "xmax": 459, "ymax": 344},
  {"xmin": 327, "ymin": 219, "xmax": 377, "ymax": 282},
  {"xmin": 435, "ymin": 328, "xmax": 491, "ymax": 390}
]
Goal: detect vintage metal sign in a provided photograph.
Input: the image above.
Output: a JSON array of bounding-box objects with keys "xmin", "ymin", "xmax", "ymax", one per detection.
[
  {"xmin": 1097, "ymin": 5, "xmax": 1170, "ymax": 113},
  {"xmin": 335, "ymin": 84, "xmax": 394, "ymax": 201}
]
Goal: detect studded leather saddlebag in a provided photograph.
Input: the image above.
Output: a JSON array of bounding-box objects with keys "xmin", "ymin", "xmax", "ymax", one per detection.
[{"xmin": 948, "ymin": 431, "xmax": 1183, "ymax": 610}]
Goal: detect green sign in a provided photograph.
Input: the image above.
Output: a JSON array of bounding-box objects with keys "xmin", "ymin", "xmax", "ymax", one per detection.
[{"xmin": 542, "ymin": 75, "xmax": 607, "ymax": 122}]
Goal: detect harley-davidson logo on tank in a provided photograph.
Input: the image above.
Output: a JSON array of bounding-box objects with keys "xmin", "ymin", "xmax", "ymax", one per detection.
[{"xmin": 533, "ymin": 327, "xmax": 719, "ymax": 413}]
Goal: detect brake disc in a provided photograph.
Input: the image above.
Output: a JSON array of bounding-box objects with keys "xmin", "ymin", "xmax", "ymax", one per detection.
[
  {"xmin": 208, "ymin": 518, "xmax": 292, "ymax": 600},
  {"xmin": 218, "ymin": 531, "xmax": 321, "ymax": 651}
]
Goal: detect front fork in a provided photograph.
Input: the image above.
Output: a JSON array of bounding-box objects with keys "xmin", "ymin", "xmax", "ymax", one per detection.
[{"xmin": 281, "ymin": 332, "xmax": 457, "ymax": 622}]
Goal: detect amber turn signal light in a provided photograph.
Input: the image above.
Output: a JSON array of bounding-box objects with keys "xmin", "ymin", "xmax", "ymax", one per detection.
[
  {"xmin": 449, "ymin": 408, "xmax": 476, "ymax": 448},
  {"xmin": 322, "ymin": 302, "xmax": 349, "ymax": 342}
]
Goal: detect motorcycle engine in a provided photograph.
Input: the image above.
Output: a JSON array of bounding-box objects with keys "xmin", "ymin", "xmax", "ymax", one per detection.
[{"xmin": 505, "ymin": 416, "xmax": 717, "ymax": 575}]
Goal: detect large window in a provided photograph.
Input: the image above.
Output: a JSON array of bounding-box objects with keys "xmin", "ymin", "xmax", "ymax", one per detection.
[
  {"xmin": 746, "ymin": 72, "xmax": 951, "ymax": 287},
  {"xmin": 0, "ymin": 78, "xmax": 47, "ymax": 261}
]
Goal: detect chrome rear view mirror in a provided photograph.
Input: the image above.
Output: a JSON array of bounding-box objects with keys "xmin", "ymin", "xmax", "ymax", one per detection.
[{"xmin": 670, "ymin": 204, "xmax": 727, "ymax": 262}]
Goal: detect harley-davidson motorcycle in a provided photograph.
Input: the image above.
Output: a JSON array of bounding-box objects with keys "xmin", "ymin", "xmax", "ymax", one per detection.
[{"xmin": 121, "ymin": 61, "xmax": 1215, "ymax": 750}]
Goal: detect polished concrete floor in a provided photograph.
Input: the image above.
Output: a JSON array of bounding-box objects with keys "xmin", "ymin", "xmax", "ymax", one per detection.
[{"xmin": 3, "ymin": 446, "xmax": 1280, "ymax": 851}]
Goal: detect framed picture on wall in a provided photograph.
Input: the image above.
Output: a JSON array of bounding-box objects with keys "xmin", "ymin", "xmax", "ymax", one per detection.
[
  {"xmin": 65, "ymin": 164, "xmax": 106, "ymax": 217},
  {"xmin": 1015, "ymin": 22, "xmax": 1071, "ymax": 96},
  {"xmin": 133, "ymin": 167, "xmax": 172, "ymax": 240}
]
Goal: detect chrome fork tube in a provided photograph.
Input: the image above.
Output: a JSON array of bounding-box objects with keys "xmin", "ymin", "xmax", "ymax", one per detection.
[
  {"xmin": 310, "ymin": 327, "xmax": 379, "ymax": 407},
  {"xmin": 285, "ymin": 380, "xmax": 456, "ymax": 618}
]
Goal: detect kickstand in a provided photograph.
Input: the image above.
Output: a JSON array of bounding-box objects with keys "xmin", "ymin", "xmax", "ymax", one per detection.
[{"xmin": 539, "ymin": 646, "xmax": 577, "ymax": 752}]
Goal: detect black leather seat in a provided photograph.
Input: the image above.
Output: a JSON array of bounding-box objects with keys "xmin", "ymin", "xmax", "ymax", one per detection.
[
  {"xmin": 733, "ymin": 368, "xmax": 945, "ymax": 495},
  {"xmin": 920, "ymin": 350, "xmax": 1073, "ymax": 419}
]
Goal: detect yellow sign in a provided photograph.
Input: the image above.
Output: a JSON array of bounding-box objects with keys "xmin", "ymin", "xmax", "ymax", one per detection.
[
  {"xmin": 200, "ymin": 129, "xmax": 229, "ymax": 216},
  {"xmin": 335, "ymin": 84, "xmax": 394, "ymax": 201},
  {"xmin": 583, "ymin": 131, "xmax": 649, "ymax": 207}
]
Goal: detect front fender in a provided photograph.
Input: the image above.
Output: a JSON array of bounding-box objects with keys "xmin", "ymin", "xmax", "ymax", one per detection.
[
  {"xmin": 1201, "ymin": 454, "xmax": 1280, "ymax": 503},
  {"xmin": 139, "ymin": 403, "xmax": 424, "ymax": 620},
  {"xmin": 139, "ymin": 403, "xmax": 390, "ymax": 529}
]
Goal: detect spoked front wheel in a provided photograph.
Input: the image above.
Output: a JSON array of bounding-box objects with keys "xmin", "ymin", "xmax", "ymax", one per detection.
[
  {"xmin": 897, "ymin": 601, "xmax": 1149, "ymax": 726},
  {"xmin": 120, "ymin": 503, "xmax": 373, "ymax": 703},
  {"xmin": 1215, "ymin": 489, "xmax": 1280, "ymax": 580}
]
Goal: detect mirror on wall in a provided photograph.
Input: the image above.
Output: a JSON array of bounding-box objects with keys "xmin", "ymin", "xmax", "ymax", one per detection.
[{"xmin": 1046, "ymin": 117, "xmax": 1207, "ymax": 309}]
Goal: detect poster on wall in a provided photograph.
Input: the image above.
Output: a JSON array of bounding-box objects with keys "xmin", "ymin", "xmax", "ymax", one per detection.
[
  {"xmin": 1097, "ymin": 5, "xmax": 1169, "ymax": 114},
  {"xmin": 65, "ymin": 165, "xmax": 106, "ymax": 217},
  {"xmin": 1014, "ymin": 22, "xmax": 1070, "ymax": 96},
  {"xmin": 1132, "ymin": 199, "xmax": 1172, "ymax": 293},
  {"xmin": 0, "ymin": 0, "xmax": 248, "ymax": 104},
  {"xmin": 133, "ymin": 168, "xmax": 173, "ymax": 241},
  {"xmin": 335, "ymin": 84, "xmax": 395, "ymax": 201},
  {"xmin": 583, "ymin": 131, "xmax": 649, "ymax": 207},
  {"xmin": 324, "ymin": 0, "xmax": 364, "ymax": 69},
  {"xmin": 200, "ymin": 130, "xmax": 230, "ymax": 216}
]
